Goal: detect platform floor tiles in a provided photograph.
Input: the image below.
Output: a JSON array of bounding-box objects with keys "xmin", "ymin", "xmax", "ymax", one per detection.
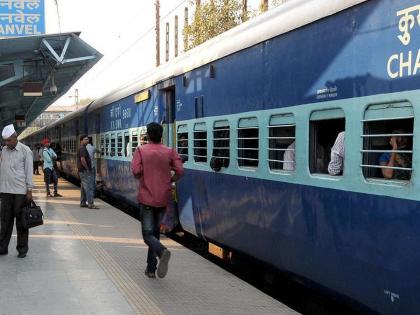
[{"xmin": 0, "ymin": 175, "xmax": 299, "ymax": 315}]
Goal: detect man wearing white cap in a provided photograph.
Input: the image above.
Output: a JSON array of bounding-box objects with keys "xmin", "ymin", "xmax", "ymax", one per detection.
[{"xmin": 0, "ymin": 124, "xmax": 34, "ymax": 258}]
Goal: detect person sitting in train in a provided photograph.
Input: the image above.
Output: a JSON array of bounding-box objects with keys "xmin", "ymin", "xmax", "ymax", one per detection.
[
  {"xmin": 178, "ymin": 135, "xmax": 188, "ymax": 163},
  {"xmin": 328, "ymin": 131, "xmax": 345, "ymax": 176},
  {"xmin": 140, "ymin": 134, "xmax": 148, "ymax": 146},
  {"xmin": 379, "ymin": 130, "xmax": 412, "ymax": 180},
  {"xmin": 283, "ymin": 141, "xmax": 295, "ymax": 171}
]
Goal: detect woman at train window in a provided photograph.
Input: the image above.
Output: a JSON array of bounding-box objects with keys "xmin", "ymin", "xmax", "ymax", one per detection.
[{"xmin": 379, "ymin": 130, "xmax": 412, "ymax": 180}]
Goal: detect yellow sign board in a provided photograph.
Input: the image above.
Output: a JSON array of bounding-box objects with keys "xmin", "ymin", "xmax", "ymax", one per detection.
[{"xmin": 134, "ymin": 90, "xmax": 150, "ymax": 103}]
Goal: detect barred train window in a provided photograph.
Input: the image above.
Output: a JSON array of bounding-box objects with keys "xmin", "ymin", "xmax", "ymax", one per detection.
[
  {"xmin": 131, "ymin": 131, "xmax": 138, "ymax": 154},
  {"xmin": 177, "ymin": 124, "xmax": 188, "ymax": 162},
  {"xmin": 361, "ymin": 102, "xmax": 413, "ymax": 182},
  {"xmin": 193, "ymin": 123, "xmax": 207, "ymax": 163},
  {"xmin": 100, "ymin": 135, "xmax": 105, "ymax": 156},
  {"xmin": 237, "ymin": 117, "xmax": 259, "ymax": 169},
  {"xmin": 124, "ymin": 132, "xmax": 130, "ymax": 157},
  {"xmin": 309, "ymin": 109, "xmax": 345, "ymax": 174},
  {"xmin": 105, "ymin": 134, "xmax": 110, "ymax": 156},
  {"xmin": 212, "ymin": 120, "xmax": 230, "ymax": 169},
  {"xmin": 110, "ymin": 133, "xmax": 116, "ymax": 157},
  {"xmin": 117, "ymin": 133, "xmax": 123, "ymax": 157},
  {"xmin": 268, "ymin": 113, "xmax": 295, "ymax": 172}
]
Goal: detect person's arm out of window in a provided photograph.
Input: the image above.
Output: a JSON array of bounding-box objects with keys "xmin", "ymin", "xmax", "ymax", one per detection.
[{"xmin": 131, "ymin": 147, "xmax": 143, "ymax": 179}]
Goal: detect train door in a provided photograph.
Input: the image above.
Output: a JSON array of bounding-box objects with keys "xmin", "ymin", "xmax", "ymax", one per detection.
[{"xmin": 159, "ymin": 80, "xmax": 176, "ymax": 148}]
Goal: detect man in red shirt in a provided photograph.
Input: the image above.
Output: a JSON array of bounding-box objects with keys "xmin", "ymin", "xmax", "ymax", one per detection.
[{"xmin": 131, "ymin": 122, "xmax": 184, "ymax": 279}]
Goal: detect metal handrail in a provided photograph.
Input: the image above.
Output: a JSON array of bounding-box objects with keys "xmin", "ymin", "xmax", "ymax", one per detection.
[
  {"xmin": 213, "ymin": 147, "xmax": 230, "ymax": 149},
  {"xmin": 193, "ymin": 155, "xmax": 207, "ymax": 158},
  {"xmin": 236, "ymin": 157, "xmax": 259, "ymax": 161},
  {"xmin": 214, "ymin": 138, "xmax": 230, "ymax": 141},
  {"xmin": 361, "ymin": 149, "xmax": 412, "ymax": 153},
  {"xmin": 267, "ymin": 124, "xmax": 295, "ymax": 128},
  {"xmin": 237, "ymin": 148, "xmax": 259, "ymax": 151},
  {"xmin": 360, "ymin": 164, "xmax": 412, "ymax": 171},
  {"xmin": 212, "ymin": 128, "xmax": 230, "ymax": 132},
  {"xmin": 236, "ymin": 137, "xmax": 259, "ymax": 140},
  {"xmin": 361, "ymin": 116, "xmax": 414, "ymax": 122},
  {"xmin": 267, "ymin": 136, "xmax": 296, "ymax": 140},
  {"xmin": 211, "ymin": 156, "xmax": 229, "ymax": 159},
  {"xmin": 237, "ymin": 127, "xmax": 259, "ymax": 130},
  {"xmin": 361, "ymin": 133, "xmax": 413, "ymax": 138},
  {"xmin": 268, "ymin": 148, "xmax": 296, "ymax": 151},
  {"xmin": 267, "ymin": 159, "xmax": 294, "ymax": 163}
]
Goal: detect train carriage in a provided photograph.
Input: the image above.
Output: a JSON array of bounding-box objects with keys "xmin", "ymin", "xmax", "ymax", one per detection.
[{"xmin": 23, "ymin": 0, "xmax": 420, "ymax": 313}]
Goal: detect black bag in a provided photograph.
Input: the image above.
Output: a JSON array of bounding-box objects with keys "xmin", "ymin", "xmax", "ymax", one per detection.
[{"xmin": 21, "ymin": 200, "xmax": 44, "ymax": 229}]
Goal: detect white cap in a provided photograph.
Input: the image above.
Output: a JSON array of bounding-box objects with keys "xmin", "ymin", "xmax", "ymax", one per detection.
[{"xmin": 2, "ymin": 124, "xmax": 16, "ymax": 139}]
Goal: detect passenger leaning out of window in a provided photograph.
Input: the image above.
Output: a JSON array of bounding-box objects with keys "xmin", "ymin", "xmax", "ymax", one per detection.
[
  {"xmin": 328, "ymin": 131, "xmax": 345, "ymax": 176},
  {"xmin": 379, "ymin": 130, "xmax": 412, "ymax": 180}
]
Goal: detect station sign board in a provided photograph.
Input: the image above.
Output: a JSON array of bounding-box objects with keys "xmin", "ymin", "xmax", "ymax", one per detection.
[{"xmin": 0, "ymin": 0, "xmax": 45, "ymax": 37}]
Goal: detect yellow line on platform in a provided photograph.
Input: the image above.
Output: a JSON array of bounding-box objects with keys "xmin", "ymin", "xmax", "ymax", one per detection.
[{"xmin": 54, "ymin": 203, "xmax": 164, "ymax": 315}]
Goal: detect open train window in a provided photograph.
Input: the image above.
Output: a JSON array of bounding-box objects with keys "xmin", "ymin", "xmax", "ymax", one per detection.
[
  {"xmin": 310, "ymin": 109, "xmax": 345, "ymax": 175},
  {"xmin": 100, "ymin": 135, "xmax": 105, "ymax": 157},
  {"xmin": 237, "ymin": 117, "xmax": 259, "ymax": 169},
  {"xmin": 268, "ymin": 113, "xmax": 295, "ymax": 172},
  {"xmin": 212, "ymin": 120, "xmax": 230, "ymax": 170},
  {"xmin": 361, "ymin": 102, "xmax": 413, "ymax": 183},
  {"xmin": 177, "ymin": 124, "xmax": 188, "ymax": 163},
  {"xmin": 193, "ymin": 123, "xmax": 207, "ymax": 163},
  {"xmin": 124, "ymin": 132, "xmax": 130, "ymax": 157},
  {"xmin": 117, "ymin": 133, "xmax": 123, "ymax": 157},
  {"xmin": 131, "ymin": 131, "xmax": 138, "ymax": 154}
]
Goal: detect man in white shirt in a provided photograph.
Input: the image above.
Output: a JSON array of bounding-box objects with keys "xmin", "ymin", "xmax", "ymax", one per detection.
[
  {"xmin": 0, "ymin": 124, "xmax": 34, "ymax": 258},
  {"xmin": 328, "ymin": 131, "xmax": 345, "ymax": 176}
]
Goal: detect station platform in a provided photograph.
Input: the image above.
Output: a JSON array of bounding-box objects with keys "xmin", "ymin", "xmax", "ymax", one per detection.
[{"xmin": 0, "ymin": 175, "xmax": 299, "ymax": 315}]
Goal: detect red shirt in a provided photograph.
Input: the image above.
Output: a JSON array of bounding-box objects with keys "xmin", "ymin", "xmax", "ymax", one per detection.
[{"xmin": 131, "ymin": 143, "xmax": 184, "ymax": 208}]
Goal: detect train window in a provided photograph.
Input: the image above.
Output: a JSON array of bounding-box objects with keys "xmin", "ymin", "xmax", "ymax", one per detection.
[
  {"xmin": 177, "ymin": 124, "xmax": 188, "ymax": 162},
  {"xmin": 105, "ymin": 134, "xmax": 110, "ymax": 156},
  {"xmin": 268, "ymin": 113, "xmax": 295, "ymax": 172},
  {"xmin": 131, "ymin": 131, "xmax": 138, "ymax": 154},
  {"xmin": 124, "ymin": 132, "xmax": 130, "ymax": 157},
  {"xmin": 361, "ymin": 102, "xmax": 413, "ymax": 182},
  {"xmin": 193, "ymin": 123, "xmax": 207, "ymax": 163},
  {"xmin": 100, "ymin": 135, "xmax": 105, "ymax": 156},
  {"xmin": 309, "ymin": 109, "xmax": 345, "ymax": 175},
  {"xmin": 110, "ymin": 133, "xmax": 116, "ymax": 157},
  {"xmin": 237, "ymin": 117, "xmax": 259, "ymax": 169},
  {"xmin": 117, "ymin": 133, "xmax": 123, "ymax": 157},
  {"xmin": 212, "ymin": 120, "xmax": 230, "ymax": 170}
]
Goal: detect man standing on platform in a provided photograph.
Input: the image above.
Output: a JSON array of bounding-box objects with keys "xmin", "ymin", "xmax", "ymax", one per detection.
[
  {"xmin": 0, "ymin": 124, "xmax": 33, "ymax": 258},
  {"xmin": 42, "ymin": 138, "xmax": 62, "ymax": 197},
  {"xmin": 78, "ymin": 135, "xmax": 99, "ymax": 209},
  {"xmin": 131, "ymin": 122, "xmax": 184, "ymax": 279}
]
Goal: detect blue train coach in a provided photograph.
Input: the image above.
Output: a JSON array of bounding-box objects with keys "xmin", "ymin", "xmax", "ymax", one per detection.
[{"xmin": 23, "ymin": 0, "xmax": 420, "ymax": 313}]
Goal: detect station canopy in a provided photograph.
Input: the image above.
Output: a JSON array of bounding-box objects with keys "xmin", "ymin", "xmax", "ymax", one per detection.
[{"xmin": 0, "ymin": 32, "xmax": 102, "ymax": 133}]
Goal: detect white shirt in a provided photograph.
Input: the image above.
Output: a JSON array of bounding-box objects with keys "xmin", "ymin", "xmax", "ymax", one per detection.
[
  {"xmin": 86, "ymin": 143, "xmax": 97, "ymax": 168},
  {"xmin": 283, "ymin": 141, "xmax": 295, "ymax": 171},
  {"xmin": 328, "ymin": 132, "xmax": 345, "ymax": 175},
  {"xmin": 0, "ymin": 142, "xmax": 34, "ymax": 194}
]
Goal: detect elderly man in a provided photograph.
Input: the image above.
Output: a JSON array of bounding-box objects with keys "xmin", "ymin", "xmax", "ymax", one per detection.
[{"xmin": 0, "ymin": 124, "xmax": 34, "ymax": 258}]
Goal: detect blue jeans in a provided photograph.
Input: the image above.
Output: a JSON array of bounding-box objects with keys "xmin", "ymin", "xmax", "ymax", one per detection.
[
  {"xmin": 141, "ymin": 204, "xmax": 166, "ymax": 272},
  {"xmin": 44, "ymin": 168, "xmax": 58, "ymax": 194},
  {"xmin": 79, "ymin": 170, "xmax": 94, "ymax": 206}
]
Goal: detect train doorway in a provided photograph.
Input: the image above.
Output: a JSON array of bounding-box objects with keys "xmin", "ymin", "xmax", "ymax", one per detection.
[{"xmin": 159, "ymin": 83, "xmax": 176, "ymax": 148}]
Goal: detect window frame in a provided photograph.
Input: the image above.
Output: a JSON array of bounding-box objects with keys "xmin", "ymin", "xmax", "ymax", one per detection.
[
  {"xmin": 267, "ymin": 113, "xmax": 296, "ymax": 173},
  {"xmin": 193, "ymin": 122, "xmax": 207, "ymax": 163},
  {"xmin": 237, "ymin": 117, "xmax": 259, "ymax": 170}
]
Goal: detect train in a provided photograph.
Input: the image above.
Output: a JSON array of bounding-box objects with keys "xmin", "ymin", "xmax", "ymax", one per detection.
[{"xmin": 22, "ymin": 0, "xmax": 420, "ymax": 313}]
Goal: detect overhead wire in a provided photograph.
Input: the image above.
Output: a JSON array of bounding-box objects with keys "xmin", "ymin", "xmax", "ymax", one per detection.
[{"xmin": 85, "ymin": 0, "xmax": 188, "ymax": 83}]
